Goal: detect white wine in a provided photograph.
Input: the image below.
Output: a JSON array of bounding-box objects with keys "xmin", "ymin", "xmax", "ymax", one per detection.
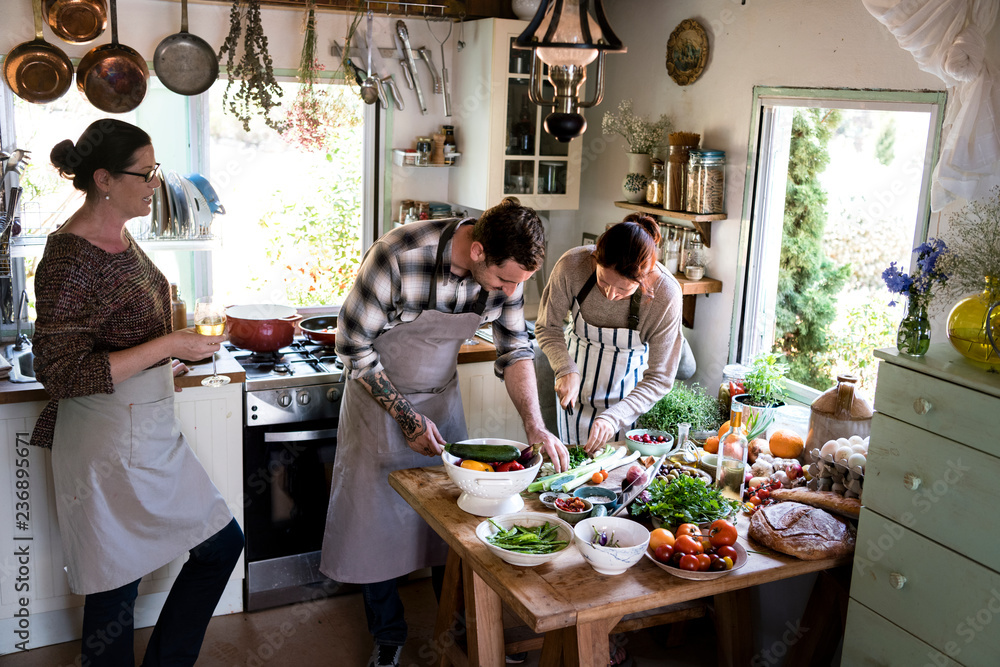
[
  {"xmin": 196, "ymin": 318, "xmax": 225, "ymax": 336},
  {"xmin": 715, "ymin": 402, "xmax": 749, "ymax": 501},
  {"xmin": 717, "ymin": 459, "xmax": 746, "ymax": 502}
]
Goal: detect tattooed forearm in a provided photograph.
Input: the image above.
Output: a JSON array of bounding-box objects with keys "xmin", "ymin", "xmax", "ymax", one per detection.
[{"xmin": 359, "ymin": 370, "xmax": 425, "ymax": 438}]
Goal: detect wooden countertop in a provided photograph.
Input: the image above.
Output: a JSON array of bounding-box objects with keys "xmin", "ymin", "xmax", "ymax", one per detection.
[
  {"xmin": 0, "ymin": 347, "xmax": 246, "ymax": 405},
  {"xmin": 458, "ymin": 335, "xmax": 499, "ymax": 364}
]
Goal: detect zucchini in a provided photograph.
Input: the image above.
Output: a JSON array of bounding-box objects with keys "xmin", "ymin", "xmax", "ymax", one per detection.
[{"xmin": 445, "ymin": 442, "xmax": 521, "ymax": 463}]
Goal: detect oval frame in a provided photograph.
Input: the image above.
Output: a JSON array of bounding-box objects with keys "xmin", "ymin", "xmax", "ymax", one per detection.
[{"xmin": 666, "ymin": 19, "xmax": 709, "ymax": 86}]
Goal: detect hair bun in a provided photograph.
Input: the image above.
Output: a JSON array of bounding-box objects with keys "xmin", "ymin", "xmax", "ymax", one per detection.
[{"xmin": 50, "ymin": 139, "xmax": 79, "ymax": 176}]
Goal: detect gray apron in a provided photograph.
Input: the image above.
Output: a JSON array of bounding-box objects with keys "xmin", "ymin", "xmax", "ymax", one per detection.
[
  {"xmin": 51, "ymin": 363, "xmax": 233, "ymax": 595},
  {"xmin": 321, "ymin": 220, "xmax": 488, "ymax": 584}
]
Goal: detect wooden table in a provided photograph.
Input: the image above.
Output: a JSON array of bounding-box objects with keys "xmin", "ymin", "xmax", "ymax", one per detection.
[{"xmin": 389, "ymin": 465, "xmax": 853, "ymax": 667}]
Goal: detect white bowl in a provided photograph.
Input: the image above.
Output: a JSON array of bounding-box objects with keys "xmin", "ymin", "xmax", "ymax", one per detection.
[
  {"xmin": 644, "ymin": 541, "xmax": 748, "ymax": 580},
  {"xmin": 573, "ymin": 517, "xmax": 650, "ymax": 575},
  {"xmin": 625, "ymin": 429, "xmax": 675, "ymax": 456},
  {"xmin": 441, "ymin": 438, "xmax": 541, "ymax": 516},
  {"xmin": 476, "ymin": 512, "xmax": 574, "ymax": 567}
]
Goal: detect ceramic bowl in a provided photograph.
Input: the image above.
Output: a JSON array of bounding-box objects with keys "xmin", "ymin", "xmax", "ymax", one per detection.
[
  {"xmin": 624, "ymin": 429, "xmax": 675, "ymax": 456},
  {"xmin": 476, "ymin": 512, "xmax": 574, "ymax": 567},
  {"xmin": 698, "ymin": 452, "xmax": 718, "ymax": 478},
  {"xmin": 573, "ymin": 486, "xmax": 618, "ymax": 512},
  {"xmin": 538, "ymin": 491, "xmax": 571, "ymax": 509},
  {"xmin": 644, "ymin": 541, "xmax": 748, "ymax": 580},
  {"xmin": 441, "ymin": 438, "xmax": 541, "ymax": 516},
  {"xmin": 573, "ymin": 517, "xmax": 650, "ymax": 575},
  {"xmin": 554, "ymin": 496, "xmax": 593, "ymax": 524}
]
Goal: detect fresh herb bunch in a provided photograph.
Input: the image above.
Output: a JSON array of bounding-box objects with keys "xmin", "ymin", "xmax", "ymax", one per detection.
[
  {"xmin": 566, "ymin": 446, "xmax": 592, "ymax": 469},
  {"xmin": 638, "ymin": 382, "xmax": 722, "ymax": 438},
  {"xmin": 881, "ymin": 237, "xmax": 950, "ymax": 307},
  {"xmin": 940, "ymin": 187, "xmax": 1000, "ymax": 305},
  {"xmin": 631, "ymin": 476, "xmax": 741, "ymax": 526},
  {"xmin": 741, "ymin": 353, "xmax": 788, "ymax": 407},
  {"xmin": 218, "ymin": 0, "xmax": 284, "ymax": 132},
  {"xmin": 602, "ymin": 99, "xmax": 672, "ymax": 154}
]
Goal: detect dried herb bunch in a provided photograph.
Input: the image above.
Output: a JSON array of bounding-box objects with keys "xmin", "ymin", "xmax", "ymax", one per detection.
[
  {"xmin": 218, "ymin": 0, "xmax": 284, "ymax": 132},
  {"xmin": 941, "ymin": 186, "xmax": 1000, "ymax": 305}
]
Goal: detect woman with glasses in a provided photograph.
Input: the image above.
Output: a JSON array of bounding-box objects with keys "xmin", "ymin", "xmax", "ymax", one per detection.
[
  {"xmin": 30, "ymin": 119, "xmax": 243, "ymax": 667},
  {"xmin": 536, "ymin": 213, "xmax": 687, "ymax": 454}
]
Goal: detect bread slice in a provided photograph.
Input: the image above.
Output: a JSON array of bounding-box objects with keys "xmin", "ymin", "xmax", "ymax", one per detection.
[
  {"xmin": 769, "ymin": 488, "xmax": 861, "ymax": 519},
  {"xmin": 749, "ymin": 501, "xmax": 856, "ymax": 560}
]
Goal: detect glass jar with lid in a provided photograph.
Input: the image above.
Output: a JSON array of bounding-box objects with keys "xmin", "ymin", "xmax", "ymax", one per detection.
[
  {"xmin": 684, "ymin": 235, "xmax": 706, "ymax": 280},
  {"xmin": 718, "ymin": 363, "xmax": 749, "ymax": 414},
  {"xmin": 684, "ymin": 150, "xmax": 703, "ymax": 213},
  {"xmin": 694, "ymin": 150, "xmax": 726, "ymax": 214},
  {"xmin": 415, "ymin": 136, "xmax": 432, "ymax": 166},
  {"xmin": 645, "ymin": 160, "xmax": 664, "ymax": 206}
]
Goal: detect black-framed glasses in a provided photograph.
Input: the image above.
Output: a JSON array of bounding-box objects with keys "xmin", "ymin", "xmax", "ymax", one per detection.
[{"xmin": 117, "ymin": 162, "xmax": 161, "ymax": 183}]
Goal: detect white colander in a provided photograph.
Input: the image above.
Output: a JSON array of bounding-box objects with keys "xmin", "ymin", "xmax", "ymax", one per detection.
[{"xmin": 441, "ymin": 438, "xmax": 542, "ymax": 516}]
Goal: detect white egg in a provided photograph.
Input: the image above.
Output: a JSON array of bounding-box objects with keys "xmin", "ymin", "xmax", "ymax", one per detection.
[
  {"xmin": 864, "ymin": 436, "xmax": 870, "ymax": 446},
  {"xmin": 836, "ymin": 438, "xmax": 851, "ymax": 449},
  {"xmin": 820, "ymin": 440, "xmax": 839, "ymax": 462},
  {"xmin": 848, "ymin": 452, "xmax": 867, "ymax": 473},
  {"xmin": 835, "ymin": 445, "xmax": 854, "ymax": 464},
  {"xmin": 848, "ymin": 435, "xmax": 865, "ymax": 446},
  {"xmin": 851, "ymin": 443, "xmax": 868, "ymax": 454}
]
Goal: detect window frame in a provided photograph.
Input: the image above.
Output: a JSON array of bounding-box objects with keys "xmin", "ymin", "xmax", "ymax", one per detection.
[{"xmin": 731, "ymin": 86, "xmax": 947, "ymax": 404}]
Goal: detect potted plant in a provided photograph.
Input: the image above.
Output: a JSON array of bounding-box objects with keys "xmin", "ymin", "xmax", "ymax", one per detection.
[
  {"xmin": 637, "ymin": 382, "xmax": 723, "ymax": 443},
  {"xmin": 732, "ymin": 352, "xmax": 788, "ymax": 429}
]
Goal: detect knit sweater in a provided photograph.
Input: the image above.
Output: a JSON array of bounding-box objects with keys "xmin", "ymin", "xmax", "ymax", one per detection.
[
  {"xmin": 29, "ymin": 232, "xmax": 172, "ymax": 449},
  {"xmin": 535, "ymin": 245, "xmax": 684, "ymax": 433}
]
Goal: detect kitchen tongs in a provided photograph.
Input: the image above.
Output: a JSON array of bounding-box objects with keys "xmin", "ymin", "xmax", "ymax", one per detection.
[{"xmin": 611, "ymin": 452, "xmax": 666, "ymax": 517}]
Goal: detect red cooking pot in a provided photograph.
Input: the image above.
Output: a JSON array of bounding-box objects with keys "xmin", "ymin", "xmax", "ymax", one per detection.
[
  {"xmin": 226, "ymin": 304, "xmax": 299, "ymax": 352},
  {"xmin": 299, "ymin": 314, "xmax": 337, "ymax": 346}
]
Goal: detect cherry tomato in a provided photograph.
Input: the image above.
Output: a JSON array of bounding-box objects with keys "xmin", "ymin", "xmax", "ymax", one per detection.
[
  {"xmin": 673, "ymin": 535, "xmax": 704, "ymax": 555},
  {"xmin": 709, "ymin": 557, "xmax": 729, "ymax": 572},
  {"xmin": 748, "ymin": 495, "xmax": 762, "ymax": 507},
  {"xmin": 591, "ymin": 471, "xmax": 604, "ymax": 484},
  {"xmin": 678, "ymin": 554, "xmax": 701, "ymax": 571},
  {"xmin": 694, "ymin": 554, "xmax": 712, "ymax": 571},
  {"xmin": 756, "ymin": 488, "xmax": 770, "ymax": 500},
  {"xmin": 654, "ymin": 544, "xmax": 674, "ymax": 563},
  {"xmin": 669, "ymin": 551, "xmax": 686, "ymax": 567},
  {"xmin": 600, "ymin": 469, "xmax": 609, "ymax": 481},
  {"xmin": 709, "ymin": 519, "xmax": 738, "ymax": 548},
  {"xmin": 716, "ymin": 545, "xmax": 739, "ymax": 562},
  {"xmin": 675, "ymin": 523, "xmax": 702, "ymax": 539},
  {"xmin": 722, "ymin": 556, "xmax": 734, "ymax": 570}
]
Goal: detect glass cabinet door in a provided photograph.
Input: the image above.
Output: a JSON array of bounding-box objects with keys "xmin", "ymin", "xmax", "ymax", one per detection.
[{"xmin": 506, "ymin": 78, "xmax": 536, "ymax": 157}]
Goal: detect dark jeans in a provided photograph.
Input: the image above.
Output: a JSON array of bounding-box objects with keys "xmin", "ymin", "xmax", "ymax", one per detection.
[
  {"xmin": 363, "ymin": 565, "xmax": 447, "ymax": 647},
  {"xmin": 80, "ymin": 518, "xmax": 245, "ymax": 667}
]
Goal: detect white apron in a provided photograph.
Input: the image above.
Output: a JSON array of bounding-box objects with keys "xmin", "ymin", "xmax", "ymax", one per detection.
[
  {"xmin": 557, "ymin": 273, "xmax": 648, "ymax": 445},
  {"xmin": 321, "ymin": 220, "xmax": 488, "ymax": 584},
  {"xmin": 51, "ymin": 363, "xmax": 233, "ymax": 595}
]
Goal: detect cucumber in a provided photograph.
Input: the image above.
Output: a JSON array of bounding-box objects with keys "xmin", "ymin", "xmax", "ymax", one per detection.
[{"xmin": 445, "ymin": 442, "xmax": 521, "ymax": 463}]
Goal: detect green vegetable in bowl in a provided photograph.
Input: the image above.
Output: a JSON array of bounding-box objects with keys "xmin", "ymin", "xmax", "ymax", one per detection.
[
  {"xmin": 631, "ymin": 476, "xmax": 741, "ymax": 526},
  {"xmin": 486, "ymin": 520, "xmax": 568, "ymax": 554}
]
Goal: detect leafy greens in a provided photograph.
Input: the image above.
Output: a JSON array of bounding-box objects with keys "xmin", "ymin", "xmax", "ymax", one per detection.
[{"xmin": 631, "ymin": 476, "xmax": 741, "ymax": 526}]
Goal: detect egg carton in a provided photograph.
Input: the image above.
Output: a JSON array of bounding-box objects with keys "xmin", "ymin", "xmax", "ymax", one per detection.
[{"xmin": 806, "ymin": 458, "xmax": 864, "ymax": 499}]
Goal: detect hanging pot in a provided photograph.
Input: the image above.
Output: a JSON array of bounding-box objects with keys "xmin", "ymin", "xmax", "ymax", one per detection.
[
  {"xmin": 299, "ymin": 314, "xmax": 338, "ymax": 346},
  {"xmin": 2, "ymin": 0, "xmax": 74, "ymax": 104},
  {"xmin": 76, "ymin": 0, "xmax": 148, "ymax": 113},
  {"xmin": 153, "ymin": 0, "xmax": 219, "ymax": 96},
  {"xmin": 226, "ymin": 304, "xmax": 300, "ymax": 353},
  {"xmin": 44, "ymin": 0, "xmax": 107, "ymax": 45}
]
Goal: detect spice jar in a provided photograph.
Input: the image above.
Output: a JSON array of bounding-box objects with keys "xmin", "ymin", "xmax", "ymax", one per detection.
[
  {"xmin": 415, "ymin": 136, "xmax": 432, "ymax": 166},
  {"xmin": 170, "ymin": 283, "xmax": 187, "ymax": 331},
  {"xmin": 805, "ymin": 374, "xmax": 873, "ymax": 459},
  {"xmin": 645, "ymin": 160, "xmax": 664, "ymax": 206},
  {"xmin": 398, "ymin": 199, "xmax": 414, "ymax": 224},
  {"xmin": 442, "ymin": 125, "xmax": 457, "ymax": 165},
  {"xmin": 695, "ymin": 150, "xmax": 726, "ymax": 214}
]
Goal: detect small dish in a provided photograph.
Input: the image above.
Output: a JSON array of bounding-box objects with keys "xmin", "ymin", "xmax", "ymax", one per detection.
[
  {"xmin": 698, "ymin": 452, "xmax": 718, "ymax": 478},
  {"xmin": 573, "ymin": 486, "xmax": 618, "ymax": 511},
  {"xmin": 554, "ymin": 496, "xmax": 593, "ymax": 524},
  {"xmin": 538, "ymin": 491, "xmax": 571, "ymax": 509},
  {"xmin": 645, "ymin": 541, "xmax": 748, "ymax": 580},
  {"xmin": 624, "ymin": 429, "xmax": 675, "ymax": 456}
]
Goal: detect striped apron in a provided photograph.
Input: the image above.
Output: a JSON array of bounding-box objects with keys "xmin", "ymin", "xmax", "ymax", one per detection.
[{"xmin": 557, "ymin": 273, "xmax": 647, "ymax": 445}]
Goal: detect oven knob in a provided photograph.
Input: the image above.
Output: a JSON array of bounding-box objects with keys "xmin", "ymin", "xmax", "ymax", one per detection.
[
  {"xmin": 326, "ymin": 387, "xmax": 342, "ymax": 403},
  {"xmin": 277, "ymin": 393, "xmax": 292, "ymax": 408},
  {"xmin": 296, "ymin": 391, "xmax": 311, "ymax": 406}
]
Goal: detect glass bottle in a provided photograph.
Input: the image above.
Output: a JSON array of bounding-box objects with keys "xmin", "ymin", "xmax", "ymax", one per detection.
[
  {"xmin": 664, "ymin": 232, "xmax": 680, "ymax": 275},
  {"xmin": 415, "ymin": 137, "xmax": 431, "ymax": 166},
  {"xmin": 170, "ymin": 283, "xmax": 187, "ymax": 331},
  {"xmin": 645, "ymin": 160, "xmax": 664, "ymax": 206},
  {"xmin": 715, "ymin": 403, "xmax": 749, "ymax": 502},
  {"xmin": 511, "ymin": 97, "xmax": 534, "ymax": 155},
  {"xmin": 685, "ymin": 150, "xmax": 703, "ymax": 213},
  {"xmin": 684, "ymin": 236, "xmax": 706, "ymax": 280},
  {"xmin": 442, "ymin": 125, "xmax": 457, "ymax": 165}
]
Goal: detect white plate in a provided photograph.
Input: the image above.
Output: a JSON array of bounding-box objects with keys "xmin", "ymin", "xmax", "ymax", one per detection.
[{"xmin": 644, "ymin": 541, "xmax": 748, "ymax": 580}]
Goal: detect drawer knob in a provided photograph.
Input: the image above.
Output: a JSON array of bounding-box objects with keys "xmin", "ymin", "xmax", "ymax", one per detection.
[
  {"xmin": 890, "ymin": 572, "xmax": 907, "ymax": 589},
  {"xmin": 903, "ymin": 472, "xmax": 921, "ymax": 491},
  {"xmin": 913, "ymin": 397, "xmax": 932, "ymax": 415}
]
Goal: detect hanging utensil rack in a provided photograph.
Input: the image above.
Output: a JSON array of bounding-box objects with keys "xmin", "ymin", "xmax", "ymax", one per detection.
[{"xmin": 200, "ymin": 0, "xmax": 453, "ymax": 16}]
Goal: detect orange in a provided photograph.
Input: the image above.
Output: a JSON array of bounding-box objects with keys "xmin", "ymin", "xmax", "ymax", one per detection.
[
  {"xmin": 703, "ymin": 435, "xmax": 720, "ymax": 454},
  {"xmin": 718, "ymin": 420, "xmax": 748, "ymax": 439},
  {"xmin": 649, "ymin": 528, "xmax": 675, "ymax": 551},
  {"xmin": 769, "ymin": 428, "xmax": 805, "ymax": 459}
]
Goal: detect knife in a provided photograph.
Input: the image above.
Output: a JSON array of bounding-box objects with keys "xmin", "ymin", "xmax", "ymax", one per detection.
[
  {"xmin": 395, "ymin": 20, "xmax": 428, "ymax": 115},
  {"xmin": 611, "ymin": 452, "xmax": 667, "ymax": 517}
]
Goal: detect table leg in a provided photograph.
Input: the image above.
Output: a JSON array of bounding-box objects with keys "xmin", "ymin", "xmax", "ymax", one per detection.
[
  {"xmin": 462, "ymin": 559, "xmax": 505, "ymax": 667},
  {"xmin": 714, "ymin": 588, "xmax": 754, "ymax": 667},
  {"xmin": 546, "ymin": 614, "xmax": 619, "ymax": 667},
  {"xmin": 539, "ymin": 629, "xmax": 565, "ymax": 667},
  {"xmin": 433, "ymin": 549, "xmax": 464, "ymax": 667}
]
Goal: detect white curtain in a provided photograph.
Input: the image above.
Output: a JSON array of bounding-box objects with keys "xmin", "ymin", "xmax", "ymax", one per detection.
[{"xmin": 862, "ymin": 0, "xmax": 1000, "ymax": 210}]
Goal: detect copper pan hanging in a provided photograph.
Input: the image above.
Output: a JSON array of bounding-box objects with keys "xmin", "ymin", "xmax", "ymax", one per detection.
[
  {"xmin": 44, "ymin": 0, "xmax": 107, "ymax": 45},
  {"xmin": 2, "ymin": 0, "xmax": 74, "ymax": 104},
  {"xmin": 76, "ymin": 0, "xmax": 148, "ymax": 113}
]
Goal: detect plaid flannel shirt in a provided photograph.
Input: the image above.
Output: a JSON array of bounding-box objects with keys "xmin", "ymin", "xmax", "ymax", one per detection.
[{"xmin": 336, "ymin": 218, "xmax": 534, "ymax": 380}]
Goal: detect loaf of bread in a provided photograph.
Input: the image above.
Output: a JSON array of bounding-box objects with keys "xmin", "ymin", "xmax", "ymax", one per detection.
[
  {"xmin": 749, "ymin": 502, "xmax": 856, "ymax": 560},
  {"xmin": 769, "ymin": 488, "xmax": 861, "ymax": 519}
]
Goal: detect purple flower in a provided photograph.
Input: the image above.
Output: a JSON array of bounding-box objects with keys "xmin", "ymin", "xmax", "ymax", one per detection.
[{"xmin": 882, "ymin": 238, "xmax": 950, "ymax": 306}]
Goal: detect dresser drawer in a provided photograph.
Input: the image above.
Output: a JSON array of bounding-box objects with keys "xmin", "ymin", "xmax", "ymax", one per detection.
[
  {"xmin": 850, "ymin": 509, "xmax": 1000, "ymax": 666},
  {"xmin": 842, "ymin": 600, "xmax": 963, "ymax": 667},
  {"xmin": 874, "ymin": 362, "xmax": 1000, "ymax": 457},
  {"xmin": 866, "ymin": 413, "xmax": 1000, "ymax": 572}
]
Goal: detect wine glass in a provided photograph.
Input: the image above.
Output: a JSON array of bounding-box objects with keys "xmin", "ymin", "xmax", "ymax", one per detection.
[{"xmin": 195, "ymin": 296, "xmax": 230, "ymax": 387}]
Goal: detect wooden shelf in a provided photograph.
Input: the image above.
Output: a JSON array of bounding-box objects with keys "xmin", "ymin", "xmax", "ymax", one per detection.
[
  {"xmin": 673, "ymin": 272, "xmax": 722, "ymax": 329},
  {"xmin": 613, "ymin": 201, "xmax": 725, "ymax": 248}
]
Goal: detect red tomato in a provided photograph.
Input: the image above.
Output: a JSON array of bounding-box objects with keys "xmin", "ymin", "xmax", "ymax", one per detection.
[
  {"xmin": 654, "ymin": 544, "xmax": 674, "ymax": 563},
  {"xmin": 756, "ymin": 488, "xmax": 770, "ymax": 500},
  {"xmin": 673, "ymin": 535, "xmax": 704, "ymax": 555},
  {"xmin": 709, "ymin": 519, "xmax": 738, "ymax": 548},
  {"xmin": 678, "ymin": 554, "xmax": 701, "ymax": 571},
  {"xmin": 748, "ymin": 495, "xmax": 762, "ymax": 507},
  {"xmin": 716, "ymin": 545, "xmax": 739, "ymax": 562},
  {"xmin": 675, "ymin": 523, "xmax": 702, "ymax": 539},
  {"xmin": 694, "ymin": 554, "xmax": 712, "ymax": 571}
]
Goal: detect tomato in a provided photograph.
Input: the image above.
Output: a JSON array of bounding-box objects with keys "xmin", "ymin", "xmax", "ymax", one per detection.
[
  {"xmin": 673, "ymin": 535, "xmax": 704, "ymax": 555},
  {"xmin": 748, "ymin": 495, "xmax": 762, "ymax": 507},
  {"xmin": 654, "ymin": 544, "xmax": 674, "ymax": 563},
  {"xmin": 678, "ymin": 554, "xmax": 701, "ymax": 571},
  {"xmin": 709, "ymin": 519, "xmax": 738, "ymax": 548},
  {"xmin": 710, "ymin": 557, "xmax": 729, "ymax": 572},
  {"xmin": 591, "ymin": 471, "xmax": 604, "ymax": 484},
  {"xmin": 649, "ymin": 528, "xmax": 676, "ymax": 551},
  {"xmin": 722, "ymin": 556, "xmax": 734, "ymax": 570},
  {"xmin": 601, "ymin": 469, "xmax": 609, "ymax": 481},
  {"xmin": 756, "ymin": 488, "xmax": 770, "ymax": 500},
  {"xmin": 669, "ymin": 551, "xmax": 686, "ymax": 568},
  {"xmin": 694, "ymin": 554, "xmax": 711, "ymax": 572},
  {"xmin": 675, "ymin": 523, "xmax": 702, "ymax": 539},
  {"xmin": 716, "ymin": 545, "xmax": 738, "ymax": 562},
  {"xmin": 460, "ymin": 460, "xmax": 494, "ymax": 472}
]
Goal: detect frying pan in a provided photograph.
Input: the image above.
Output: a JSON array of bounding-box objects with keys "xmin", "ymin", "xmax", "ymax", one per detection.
[
  {"xmin": 299, "ymin": 315, "xmax": 338, "ymax": 345},
  {"xmin": 153, "ymin": 0, "xmax": 219, "ymax": 96},
  {"xmin": 3, "ymin": 0, "xmax": 74, "ymax": 104},
  {"xmin": 44, "ymin": 0, "xmax": 107, "ymax": 45},
  {"xmin": 76, "ymin": 0, "xmax": 149, "ymax": 113}
]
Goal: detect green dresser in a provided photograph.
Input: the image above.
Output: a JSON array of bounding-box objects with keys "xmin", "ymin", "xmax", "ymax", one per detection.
[{"xmin": 842, "ymin": 345, "xmax": 1000, "ymax": 667}]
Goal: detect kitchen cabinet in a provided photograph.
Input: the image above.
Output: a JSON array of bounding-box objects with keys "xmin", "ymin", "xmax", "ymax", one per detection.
[
  {"xmin": 841, "ymin": 345, "xmax": 1000, "ymax": 667},
  {"xmin": 449, "ymin": 19, "xmax": 582, "ymax": 211},
  {"xmin": 458, "ymin": 360, "xmax": 527, "ymax": 442},
  {"xmin": 0, "ymin": 383, "xmax": 244, "ymax": 654}
]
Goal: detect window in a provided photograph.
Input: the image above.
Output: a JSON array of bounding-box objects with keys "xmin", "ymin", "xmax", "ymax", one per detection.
[{"xmin": 733, "ymin": 87, "xmax": 946, "ymax": 401}]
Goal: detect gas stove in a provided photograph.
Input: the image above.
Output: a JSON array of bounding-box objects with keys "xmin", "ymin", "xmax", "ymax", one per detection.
[{"xmin": 225, "ymin": 338, "xmax": 345, "ymax": 426}]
